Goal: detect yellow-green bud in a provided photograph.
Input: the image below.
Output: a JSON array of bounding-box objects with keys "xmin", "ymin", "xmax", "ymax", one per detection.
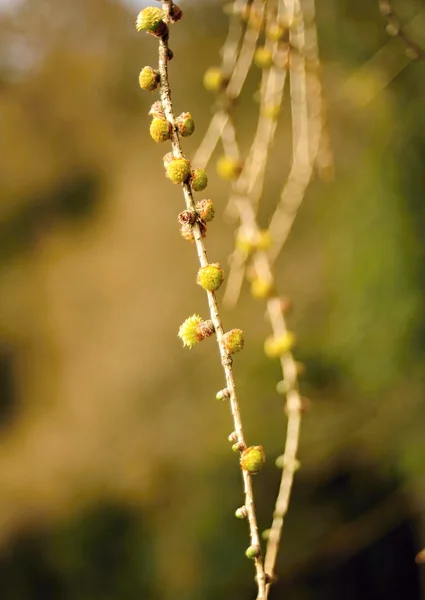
[
  {"xmin": 245, "ymin": 545, "xmax": 261, "ymax": 559},
  {"xmin": 139, "ymin": 66, "xmax": 159, "ymax": 92},
  {"xmin": 275, "ymin": 454, "xmax": 301, "ymax": 471},
  {"xmin": 176, "ymin": 112, "xmax": 195, "ymax": 137},
  {"xmin": 197, "ymin": 263, "xmax": 224, "ymax": 292},
  {"xmin": 150, "ymin": 117, "xmax": 172, "ymax": 143},
  {"xmin": 190, "ymin": 168, "xmax": 208, "ymax": 192},
  {"xmin": 216, "ymin": 388, "xmax": 230, "ymax": 401},
  {"xmin": 136, "ymin": 7, "xmax": 166, "ymax": 33},
  {"xmin": 166, "ymin": 158, "xmax": 191, "ymax": 184},
  {"xmin": 232, "ymin": 442, "xmax": 244, "ymax": 453},
  {"xmin": 255, "ymin": 229, "xmax": 273, "ymax": 251},
  {"xmin": 203, "ymin": 67, "xmax": 225, "ymax": 93},
  {"xmin": 264, "ymin": 332, "xmax": 296, "ymax": 358},
  {"xmin": 195, "ymin": 199, "xmax": 215, "ymax": 222},
  {"xmin": 235, "ymin": 506, "xmax": 248, "ymax": 519},
  {"xmin": 178, "ymin": 314, "xmax": 215, "ymax": 348},
  {"xmin": 267, "ymin": 24, "xmax": 285, "ymax": 41},
  {"xmin": 223, "ymin": 328, "xmax": 244, "ymax": 354},
  {"xmin": 240, "ymin": 445, "xmax": 265, "ymax": 474},
  {"xmin": 261, "ymin": 104, "xmax": 281, "ymax": 120},
  {"xmin": 254, "ymin": 47, "xmax": 274, "ymax": 69},
  {"xmin": 235, "ymin": 231, "xmax": 255, "ymax": 253},
  {"xmin": 216, "ymin": 155, "xmax": 243, "ymax": 181},
  {"xmin": 250, "ymin": 277, "xmax": 274, "ymax": 299},
  {"xmin": 262, "ymin": 529, "xmax": 271, "ymax": 540}
]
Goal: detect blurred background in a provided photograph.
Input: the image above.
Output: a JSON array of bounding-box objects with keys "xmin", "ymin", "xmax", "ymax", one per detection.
[{"xmin": 1, "ymin": 0, "xmax": 425, "ymax": 598}]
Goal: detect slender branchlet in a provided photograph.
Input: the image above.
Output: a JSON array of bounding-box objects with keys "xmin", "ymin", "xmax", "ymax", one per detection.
[
  {"xmin": 136, "ymin": 3, "xmax": 267, "ymax": 597},
  {"xmin": 223, "ymin": 0, "xmax": 289, "ymax": 308},
  {"xmin": 378, "ymin": 0, "xmax": 425, "ymax": 61},
  {"xmin": 193, "ymin": 0, "xmax": 267, "ymax": 169}
]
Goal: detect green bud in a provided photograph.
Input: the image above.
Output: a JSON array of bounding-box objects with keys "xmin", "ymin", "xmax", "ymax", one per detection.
[
  {"xmin": 178, "ymin": 314, "xmax": 215, "ymax": 348},
  {"xmin": 176, "ymin": 112, "xmax": 195, "ymax": 137},
  {"xmin": 203, "ymin": 67, "xmax": 225, "ymax": 93},
  {"xmin": 166, "ymin": 158, "xmax": 191, "ymax": 184},
  {"xmin": 254, "ymin": 46, "xmax": 274, "ymax": 69},
  {"xmin": 197, "ymin": 263, "xmax": 225, "ymax": 292},
  {"xmin": 139, "ymin": 66, "xmax": 160, "ymax": 92},
  {"xmin": 250, "ymin": 277, "xmax": 274, "ymax": 299},
  {"xmin": 150, "ymin": 117, "xmax": 172, "ymax": 143},
  {"xmin": 195, "ymin": 199, "xmax": 215, "ymax": 222},
  {"xmin": 190, "ymin": 169, "xmax": 208, "ymax": 192},
  {"xmin": 135, "ymin": 7, "xmax": 166, "ymax": 33},
  {"xmin": 223, "ymin": 328, "xmax": 244, "ymax": 355},
  {"xmin": 216, "ymin": 388, "xmax": 230, "ymax": 401},
  {"xmin": 235, "ymin": 506, "xmax": 248, "ymax": 519},
  {"xmin": 216, "ymin": 155, "xmax": 243, "ymax": 181},
  {"xmin": 262, "ymin": 529, "xmax": 271, "ymax": 540},
  {"xmin": 245, "ymin": 545, "xmax": 261, "ymax": 559},
  {"xmin": 240, "ymin": 445, "xmax": 265, "ymax": 474},
  {"xmin": 264, "ymin": 332, "xmax": 296, "ymax": 358}
]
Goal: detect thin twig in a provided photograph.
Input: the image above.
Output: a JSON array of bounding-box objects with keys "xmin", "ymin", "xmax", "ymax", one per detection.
[
  {"xmin": 268, "ymin": 0, "xmax": 313, "ymax": 262},
  {"xmin": 157, "ymin": 2, "xmax": 267, "ymax": 597},
  {"xmin": 223, "ymin": 0, "xmax": 289, "ymax": 308},
  {"xmin": 192, "ymin": 0, "xmax": 266, "ymax": 169}
]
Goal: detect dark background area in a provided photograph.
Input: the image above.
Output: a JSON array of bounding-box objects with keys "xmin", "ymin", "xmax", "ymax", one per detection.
[{"xmin": 0, "ymin": 0, "xmax": 425, "ymax": 598}]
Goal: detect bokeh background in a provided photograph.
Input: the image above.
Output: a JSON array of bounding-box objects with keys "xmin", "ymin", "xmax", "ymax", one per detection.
[{"xmin": 1, "ymin": 0, "xmax": 425, "ymax": 598}]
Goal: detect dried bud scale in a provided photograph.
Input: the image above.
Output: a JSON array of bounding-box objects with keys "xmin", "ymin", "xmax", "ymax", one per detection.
[
  {"xmin": 176, "ymin": 112, "xmax": 195, "ymax": 137},
  {"xmin": 195, "ymin": 199, "xmax": 215, "ymax": 222},
  {"xmin": 150, "ymin": 100, "xmax": 165, "ymax": 119},
  {"xmin": 178, "ymin": 210, "xmax": 196, "ymax": 226}
]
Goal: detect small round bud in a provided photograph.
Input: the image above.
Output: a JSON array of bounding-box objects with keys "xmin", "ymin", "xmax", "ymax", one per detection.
[
  {"xmin": 166, "ymin": 158, "xmax": 191, "ymax": 184},
  {"xmin": 261, "ymin": 529, "xmax": 271, "ymax": 540},
  {"xmin": 254, "ymin": 47, "xmax": 274, "ymax": 69},
  {"xmin": 190, "ymin": 168, "xmax": 208, "ymax": 192},
  {"xmin": 235, "ymin": 506, "xmax": 248, "ymax": 519},
  {"xmin": 216, "ymin": 155, "xmax": 243, "ymax": 181},
  {"xmin": 275, "ymin": 454, "xmax": 300, "ymax": 471},
  {"xmin": 232, "ymin": 442, "xmax": 245, "ymax": 453},
  {"xmin": 176, "ymin": 112, "xmax": 195, "ymax": 137},
  {"xmin": 255, "ymin": 229, "xmax": 273, "ymax": 251},
  {"xmin": 136, "ymin": 7, "xmax": 166, "ymax": 33},
  {"xmin": 197, "ymin": 263, "xmax": 225, "ymax": 292},
  {"xmin": 150, "ymin": 117, "xmax": 172, "ymax": 143},
  {"xmin": 245, "ymin": 545, "xmax": 261, "ymax": 559},
  {"xmin": 264, "ymin": 332, "xmax": 296, "ymax": 358},
  {"xmin": 261, "ymin": 104, "xmax": 281, "ymax": 120},
  {"xmin": 178, "ymin": 210, "xmax": 196, "ymax": 226},
  {"xmin": 216, "ymin": 388, "xmax": 230, "ymax": 401},
  {"xmin": 240, "ymin": 445, "xmax": 266, "ymax": 474},
  {"xmin": 250, "ymin": 277, "xmax": 274, "ymax": 299},
  {"xmin": 236, "ymin": 231, "xmax": 255, "ymax": 253},
  {"xmin": 228, "ymin": 431, "xmax": 238, "ymax": 443},
  {"xmin": 203, "ymin": 67, "xmax": 226, "ymax": 93},
  {"xmin": 223, "ymin": 328, "xmax": 244, "ymax": 354},
  {"xmin": 276, "ymin": 380, "xmax": 290, "ymax": 395},
  {"xmin": 139, "ymin": 66, "xmax": 160, "ymax": 92},
  {"xmin": 267, "ymin": 24, "xmax": 285, "ymax": 41},
  {"xmin": 195, "ymin": 199, "xmax": 215, "ymax": 222},
  {"xmin": 178, "ymin": 314, "xmax": 215, "ymax": 348}
]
